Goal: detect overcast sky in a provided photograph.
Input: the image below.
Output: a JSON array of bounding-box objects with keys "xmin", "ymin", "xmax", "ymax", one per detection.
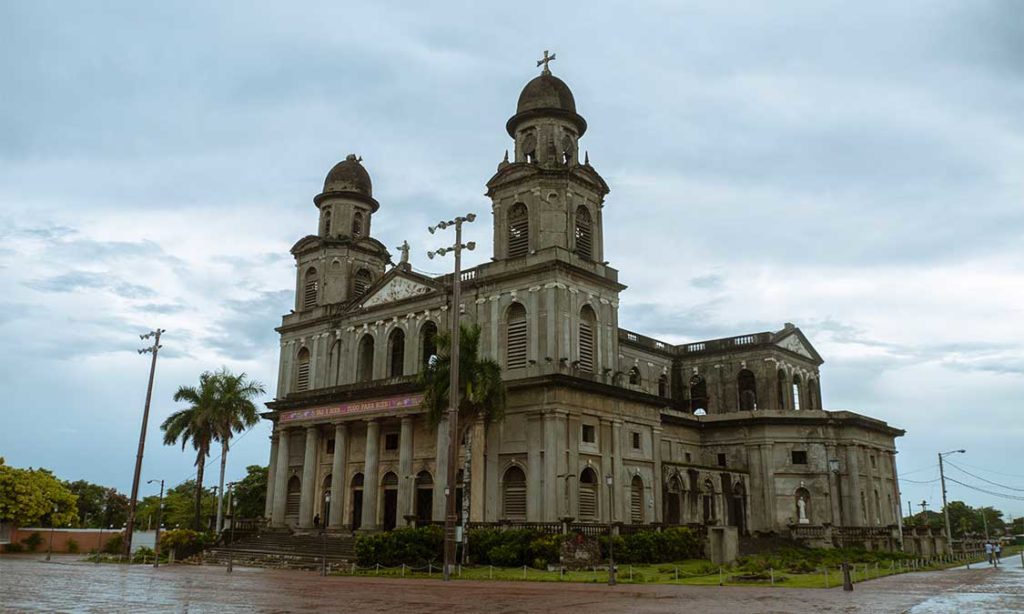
[{"xmin": 2, "ymin": 1, "xmax": 1022, "ymax": 519}]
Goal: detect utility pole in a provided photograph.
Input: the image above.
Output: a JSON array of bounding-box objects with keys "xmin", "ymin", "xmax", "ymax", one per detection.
[
  {"xmin": 124, "ymin": 328, "xmax": 165, "ymax": 558},
  {"xmin": 427, "ymin": 213, "xmax": 476, "ymax": 582},
  {"xmin": 938, "ymin": 449, "xmax": 965, "ymax": 551}
]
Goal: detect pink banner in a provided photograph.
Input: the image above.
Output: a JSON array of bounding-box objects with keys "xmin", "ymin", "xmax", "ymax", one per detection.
[{"xmin": 279, "ymin": 393, "xmax": 424, "ymax": 423}]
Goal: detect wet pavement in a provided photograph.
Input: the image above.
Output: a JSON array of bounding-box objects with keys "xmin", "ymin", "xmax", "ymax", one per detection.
[{"xmin": 1, "ymin": 554, "xmax": 1022, "ymax": 613}]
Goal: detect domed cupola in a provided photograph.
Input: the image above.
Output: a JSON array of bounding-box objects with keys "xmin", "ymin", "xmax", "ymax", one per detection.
[
  {"xmin": 316, "ymin": 154, "xmax": 379, "ymax": 211},
  {"xmin": 506, "ymin": 52, "xmax": 586, "ymax": 166}
]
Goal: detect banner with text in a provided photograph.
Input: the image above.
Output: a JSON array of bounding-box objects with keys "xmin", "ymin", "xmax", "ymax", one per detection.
[{"xmin": 279, "ymin": 393, "xmax": 424, "ymax": 423}]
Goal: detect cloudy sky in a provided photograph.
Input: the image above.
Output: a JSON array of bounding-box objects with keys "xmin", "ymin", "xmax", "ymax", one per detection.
[{"xmin": 2, "ymin": 1, "xmax": 1022, "ymax": 518}]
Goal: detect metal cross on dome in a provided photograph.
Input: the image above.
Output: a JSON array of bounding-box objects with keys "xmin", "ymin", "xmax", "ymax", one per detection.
[{"xmin": 537, "ymin": 50, "xmax": 556, "ymax": 74}]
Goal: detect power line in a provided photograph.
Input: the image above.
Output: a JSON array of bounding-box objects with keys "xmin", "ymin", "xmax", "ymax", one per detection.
[
  {"xmin": 946, "ymin": 461, "xmax": 1024, "ymax": 493},
  {"xmin": 898, "ymin": 464, "xmax": 938, "ymax": 477},
  {"xmin": 953, "ymin": 461, "xmax": 1024, "ymax": 481},
  {"xmin": 901, "ymin": 477, "xmax": 940, "ymax": 484},
  {"xmin": 944, "ymin": 476, "xmax": 1024, "ymax": 501}
]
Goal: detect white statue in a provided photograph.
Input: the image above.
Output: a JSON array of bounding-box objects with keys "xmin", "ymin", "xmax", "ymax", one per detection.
[{"xmin": 797, "ymin": 495, "xmax": 809, "ymax": 524}]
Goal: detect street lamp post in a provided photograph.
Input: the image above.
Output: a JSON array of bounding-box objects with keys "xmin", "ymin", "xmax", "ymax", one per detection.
[
  {"xmin": 606, "ymin": 474, "xmax": 616, "ymax": 586},
  {"xmin": 124, "ymin": 328, "xmax": 165, "ymax": 558},
  {"xmin": 147, "ymin": 479, "xmax": 164, "ymax": 568},
  {"xmin": 428, "ymin": 212, "xmax": 477, "ymax": 582},
  {"xmin": 938, "ymin": 449, "xmax": 965, "ymax": 550},
  {"xmin": 321, "ymin": 493, "xmax": 330, "ymax": 577},
  {"xmin": 226, "ymin": 482, "xmax": 236, "ymax": 573},
  {"xmin": 46, "ymin": 506, "xmax": 57, "ymax": 561}
]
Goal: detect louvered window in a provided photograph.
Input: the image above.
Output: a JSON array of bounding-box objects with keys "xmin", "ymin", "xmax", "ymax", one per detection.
[
  {"xmin": 579, "ymin": 469, "xmax": 598, "ymax": 520},
  {"xmin": 353, "ymin": 269, "xmax": 372, "ymax": 298},
  {"xmin": 296, "ymin": 348, "xmax": 311, "ymax": 391},
  {"xmin": 579, "ymin": 306, "xmax": 596, "ymax": 372},
  {"xmin": 506, "ymin": 303, "xmax": 528, "ymax": 369},
  {"xmin": 303, "ymin": 269, "xmax": 318, "ymax": 310},
  {"xmin": 352, "ymin": 211, "xmax": 364, "ymax": 237},
  {"xmin": 323, "ymin": 208, "xmax": 332, "ymax": 236},
  {"xmin": 286, "ymin": 476, "xmax": 301, "ymax": 517},
  {"xmin": 630, "ymin": 476, "xmax": 644, "ymax": 524},
  {"xmin": 574, "ymin": 206, "xmax": 593, "ymax": 261},
  {"xmin": 507, "ymin": 203, "xmax": 529, "ymax": 258},
  {"xmin": 502, "ymin": 467, "xmax": 527, "ymax": 520}
]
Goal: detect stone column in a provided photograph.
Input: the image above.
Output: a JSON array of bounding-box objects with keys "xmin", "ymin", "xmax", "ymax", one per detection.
[
  {"xmin": 652, "ymin": 426, "xmax": 663, "ymax": 523},
  {"xmin": 329, "ymin": 423, "xmax": 347, "ymax": 529},
  {"xmin": 271, "ymin": 428, "xmax": 291, "ymax": 526},
  {"xmin": 566, "ymin": 413, "xmax": 580, "ymax": 520},
  {"xmin": 298, "ymin": 425, "xmax": 319, "ymax": 529},
  {"xmin": 611, "ymin": 420, "xmax": 624, "ymax": 522},
  {"xmin": 543, "ymin": 412, "xmax": 559, "ymax": 521},
  {"xmin": 484, "ymin": 420, "xmax": 500, "ymax": 522},
  {"xmin": 760, "ymin": 444, "xmax": 776, "ymax": 530},
  {"xmin": 846, "ymin": 445, "xmax": 863, "ymax": 526},
  {"xmin": 526, "ymin": 414, "xmax": 543, "ymax": 521},
  {"xmin": 398, "ymin": 416, "xmax": 414, "ymax": 526},
  {"xmin": 361, "ymin": 419, "xmax": 381, "ymax": 530},
  {"xmin": 600, "ymin": 418, "xmax": 611, "ymax": 522},
  {"xmin": 433, "ymin": 416, "xmax": 449, "ymax": 521},
  {"xmin": 470, "ymin": 415, "xmax": 486, "ymax": 522},
  {"xmin": 265, "ymin": 433, "xmax": 279, "ymax": 519}
]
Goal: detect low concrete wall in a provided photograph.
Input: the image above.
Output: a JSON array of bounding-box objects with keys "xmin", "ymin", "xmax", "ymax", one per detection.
[{"xmin": 9, "ymin": 528, "xmax": 157, "ymax": 553}]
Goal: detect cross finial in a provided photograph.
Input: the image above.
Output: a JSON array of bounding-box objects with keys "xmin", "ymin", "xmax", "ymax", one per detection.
[{"xmin": 537, "ymin": 50, "xmax": 556, "ymax": 75}]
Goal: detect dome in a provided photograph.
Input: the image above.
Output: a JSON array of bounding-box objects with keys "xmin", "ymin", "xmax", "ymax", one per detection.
[
  {"xmin": 323, "ymin": 154, "xmax": 372, "ymax": 197},
  {"xmin": 516, "ymin": 74, "xmax": 577, "ymax": 115},
  {"xmin": 315, "ymin": 154, "xmax": 379, "ymax": 210},
  {"xmin": 506, "ymin": 72, "xmax": 587, "ymax": 137}
]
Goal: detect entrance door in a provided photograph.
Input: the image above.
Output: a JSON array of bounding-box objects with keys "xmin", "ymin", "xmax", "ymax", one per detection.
[
  {"xmin": 383, "ymin": 489, "xmax": 398, "ymax": 530},
  {"xmin": 351, "ymin": 490, "xmax": 363, "ymax": 530},
  {"xmin": 416, "ymin": 488, "xmax": 433, "ymax": 523}
]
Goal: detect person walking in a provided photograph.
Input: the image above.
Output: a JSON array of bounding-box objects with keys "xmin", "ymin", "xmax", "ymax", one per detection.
[
  {"xmin": 994, "ymin": 542, "xmax": 1001, "ymax": 565},
  {"xmin": 985, "ymin": 541, "xmax": 993, "ymax": 565}
]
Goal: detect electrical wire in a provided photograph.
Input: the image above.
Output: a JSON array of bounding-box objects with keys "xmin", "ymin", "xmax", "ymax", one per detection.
[
  {"xmin": 900, "ymin": 477, "xmax": 940, "ymax": 484},
  {"xmin": 946, "ymin": 461, "xmax": 1024, "ymax": 492},
  {"xmin": 944, "ymin": 476, "xmax": 1024, "ymax": 501},
  {"xmin": 898, "ymin": 464, "xmax": 939, "ymax": 477},
  {"xmin": 952, "ymin": 461, "xmax": 1024, "ymax": 481}
]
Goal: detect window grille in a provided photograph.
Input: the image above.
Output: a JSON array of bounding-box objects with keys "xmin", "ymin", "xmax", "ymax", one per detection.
[
  {"xmin": 506, "ymin": 304, "xmax": 528, "ymax": 368},
  {"xmin": 507, "ymin": 203, "xmax": 529, "ymax": 258},
  {"xmin": 574, "ymin": 206, "xmax": 593, "ymax": 261}
]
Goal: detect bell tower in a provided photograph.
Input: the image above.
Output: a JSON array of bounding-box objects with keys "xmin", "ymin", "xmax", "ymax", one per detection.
[
  {"xmin": 292, "ymin": 154, "xmax": 390, "ymax": 311},
  {"xmin": 486, "ymin": 53, "xmax": 610, "ymax": 265}
]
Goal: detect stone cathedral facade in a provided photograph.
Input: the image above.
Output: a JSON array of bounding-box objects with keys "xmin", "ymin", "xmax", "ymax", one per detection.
[{"xmin": 261, "ymin": 63, "xmax": 905, "ymax": 547}]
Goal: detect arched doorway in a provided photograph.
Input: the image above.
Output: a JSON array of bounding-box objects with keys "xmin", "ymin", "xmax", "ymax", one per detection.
[
  {"xmin": 664, "ymin": 474, "xmax": 682, "ymax": 525},
  {"xmin": 285, "ymin": 476, "xmax": 301, "ymax": 524},
  {"xmin": 381, "ymin": 472, "xmax": 399, "ymax": 530},
  {"xmin": 350, "ymin": 473, "xmax": 364, "ymax": 530},
  {"xmin": 738, "ymin": 369, "xmax": 757, "ymax": 410},
  {"xmin": 731, "ymin": 482, "xmax": 746, "ymax": 534},
  {"xmin": 320, "ymin": 474, "xmax": 332, "ymax": 527},
  {"xmin": 702, "ymin": 479, "xmax": 716, "ymax": 524},
  {"xmin": 415, "ymin": 471, "xmax": 433, "ymax": 524},
  {"xmin": 578, "ymin": 468, "xmax": 598, "ymax": 521}
]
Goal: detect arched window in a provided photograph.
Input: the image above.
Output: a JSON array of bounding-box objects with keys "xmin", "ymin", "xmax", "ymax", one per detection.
[
  {"xmin": 777, "ymin": 369, "xmax": 788, "ymax": 410},
  {"xmin": 387, "ymin": 329, "xmax": 405, "ymax": 378},
  {"xmin": 792, "ymin": 374, "xmax": 802, "ymax": 410},
  {"xmin": 295, "ymin": 347, "xmax": 311, "ymax": 392},
  {"xmin": 731, "ymin": 482, "xmax": 746, "ymax": 533},
  {"xmin": 658, "ymin": 374, "xmax": 669, "ymax": 398},
  {"xmin": 737, "ymin": 369, "xmax": 757, "ymax": 411},
  {"xmin": 630, "ymin": 475, "xmax": 645, "ymax": 524},
  {"xmin": 303, "ymin": 268, "xmax": 318, "ymax": 310},
  {"xmin": 415, "ymin": 471, "xmax": 433, "ymax": 523},
  {"xmin": 664, "ymin": 474, "xmax": 682, "ymax": 525},
  {"xmin": 322, "ymin": 207, "xmax": 332, "ymax": 236},
  {"xmin": 506, "ymin": 303, "xmax": 528, "ymax": 369},
  {"xmin": 502, "ymin": 466, "xmax": 527, "ymax": 520},
  {"xmin": 352, "ymin": 211, "xmax": 364, "ymax": 237},
  {"xmin": 357, "ymin": 334, "xmax": 374, "ymax": 382},
  {"xmin": 806, "ymin": 378, "xmax": 820, "ymax": 410},
  {"xmin": 286, "ymin": 475, "xmax": 301, "ymax": 519},
  {"xmin": 628, "ymin": 366, "xmax": 641, "ymax": 386},
  {"xmin": 350, "ymin": 473, "xmax": 364, "ymax": 530},
  {"xmin": 579, "ymin": 468, "xmax": 598, "ymax": 520},
  {"xmin": 702, "ymin": 479, "xmax": 716, "ymax": 523},
  {"xmin": 353, "ymin": 268, "xmax": 372, "ymax": 298},
  {"xmin": 420, "ymin": 321, "xmax": 438, "ymax": 368},
  {"xmin": 574, "ymin": 205, "xmax": 593, "ymax": 261},
  {"xmin": 327, "ymin": 340, "xmax": 342, "ymax": 387},
  {"xmin": 578, "ymin": 305, "xmax": 596, "ymax": 372},
  {"xmin": 507, "ymin": 203, "xmax": 529, "ymax": 258},
  {"xmin": 689, "ymin": 375, "xmax": 707, "ymax": 413}
]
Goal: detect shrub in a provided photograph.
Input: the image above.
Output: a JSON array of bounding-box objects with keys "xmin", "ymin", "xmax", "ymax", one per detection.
[
  {"xmin": 487, "ymin": 544, "xmax": 521, "ymax": 567},
  {"xmin": 102, "ymin": 533, "xmax": 124, "ymax": 555},
  {"xmin": 66, "ymin": 538, "xmax": 80, "ymax": 554},
  {"xmin": 22, "ymin": 532, "xmax": 44, "ymax": 552},
  {"xmin": 4, "ymin": 542, "xmax": 24, "ymax": 553},
  {"xmin": 599, "ymin": 528, "xmax": 702, "ymax": 564},
  {"xmin": 355, "ymin": 526, "xmax": 444, "ymax": 566},
  {"xmin": 132, "ymin": 546, "xmax": 155, "ymax": 563}
]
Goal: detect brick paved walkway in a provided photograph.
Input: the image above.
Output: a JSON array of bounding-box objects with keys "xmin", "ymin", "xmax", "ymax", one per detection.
[{"xmin": 1, "ymin": 554, "xmax": 1021, "ymax": 613}]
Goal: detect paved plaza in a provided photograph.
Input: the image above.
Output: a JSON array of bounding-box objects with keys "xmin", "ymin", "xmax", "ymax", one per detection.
[{"xmin": 1, "ymin": 554, "xmax": 1022, "ymax": 613}]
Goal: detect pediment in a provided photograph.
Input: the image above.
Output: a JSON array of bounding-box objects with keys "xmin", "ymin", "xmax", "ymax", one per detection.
[
  {"xmin": 774, "ymin": 329, "xmax": 822, "ymax": 363},
  {"xmin": 361, "ymin": 275, "xmax": 436, "ymax": 307}
]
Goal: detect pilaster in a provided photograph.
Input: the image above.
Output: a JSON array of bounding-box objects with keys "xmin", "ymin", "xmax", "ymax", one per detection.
[
  {"xmin": 299, "ymin": 425, "xmax": 319, "ymax": 528},
  {"xmin": 329, "ymin": 423, "xmax": 348, "ymax": 529}
]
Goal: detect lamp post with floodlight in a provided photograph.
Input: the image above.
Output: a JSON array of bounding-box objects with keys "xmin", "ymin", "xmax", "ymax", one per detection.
[{"xmin": 938, "ymin": 449, "xmax": 965, "ymax": 549}]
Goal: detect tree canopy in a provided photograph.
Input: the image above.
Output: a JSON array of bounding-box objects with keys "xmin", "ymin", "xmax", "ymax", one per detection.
[
  {"xmin": 0, "ymin": 458, "xmax": 78, "ymax": 527},
  {"xmin": 418, "ymin": 323, "xmax": 506, "ymax": 431},
  {"xmin": 64, "ymin": 480, "xmax": 127, "ymax": 528}
]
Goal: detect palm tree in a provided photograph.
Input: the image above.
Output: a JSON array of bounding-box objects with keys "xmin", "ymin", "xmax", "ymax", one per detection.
[
  {"xmin": 162, "ymin": 371, "xmax": 218, "ymax": 531},
  {"xmin": 419, "ymin": 323, "xmax": 506, "ymax": 529},
  {"xmin": 210, "ymin": 369, "xmax": 265, "ymax": 533}
]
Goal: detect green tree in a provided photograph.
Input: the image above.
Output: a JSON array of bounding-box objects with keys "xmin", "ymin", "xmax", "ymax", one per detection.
[
  {"xmin": 0, "ymin": 458, "xmax": 78, "ymax": 527},
  {"xmin": 162, "ymin": 372, "xmax": 219, "ymax": 530},
  {"xmin": 137, "ymin": 479, "xmax": 217, "ymax": 530},
  {"xmin": 419, "ymin": 323, "xmax": 506, "ymax": 528},
  {"xmin": 64, "ymin": 480, "xmax": 127, "ymax": 528},
  {"xmin": 232, "ymin": 465, "xmax": 268, "ymax": 519},
  {"xmin": 209, "ymin": 369, "xmax": 265, "ymax": 533}
]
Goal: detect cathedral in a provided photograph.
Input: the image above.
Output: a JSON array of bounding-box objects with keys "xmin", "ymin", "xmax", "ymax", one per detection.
[{"xmin": 261, "ymin": 59, "xmax": 905, "ymax": 549}]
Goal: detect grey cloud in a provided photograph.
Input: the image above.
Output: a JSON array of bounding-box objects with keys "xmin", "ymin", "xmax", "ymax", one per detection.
[
  {"xmin": 24, "ymin": 271, "xmax": 156, "ymax": 299},
  {"xmin": 205, "ymin": 290, "xmax": 292, "ymax": 361},
  {"xmin": 134, "ymin": 302, "xmax": 187, "ymax": 315},
  {"xmin": 689, "ymin": 274, "xmax": 723, "ymax": 290}
]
